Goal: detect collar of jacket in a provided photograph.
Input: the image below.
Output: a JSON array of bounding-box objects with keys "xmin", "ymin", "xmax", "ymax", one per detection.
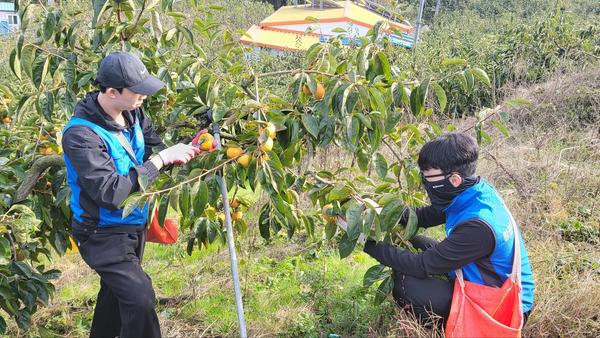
[{"xmin": 73, "ymin": 91, "xmax": 139, "ymax": 132}]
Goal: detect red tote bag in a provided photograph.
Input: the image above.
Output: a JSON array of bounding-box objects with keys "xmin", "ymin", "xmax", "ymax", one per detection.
[
  {"xmin": 146, "ymin": 205, "xmax": 178, "ymax": 244},
  {"xmin": 445, "ymin": 208, "xmax": 524, "ymax": 338}
]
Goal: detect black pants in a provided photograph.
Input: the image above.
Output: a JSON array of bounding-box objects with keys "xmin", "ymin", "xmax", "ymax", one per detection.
[
  {"xmin": 72, "ymin": 226, "xmax": 161, "ymax": 338},
  {"xmin": 393, "ymin": 235, "xmax": 531, "ymax": 327}
]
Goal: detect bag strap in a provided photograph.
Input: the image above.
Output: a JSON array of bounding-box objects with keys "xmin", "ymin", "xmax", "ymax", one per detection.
[
  {"xmin": 454, "ymin": 198, "xmax": 522, "ymax": 287},
  {"xmin": 505, "ymin": 206, "xmax": 522, "ymax": 284},
  {"xmin": 112, "ymin": 131, "xmax": 140, "ymax": 165}
]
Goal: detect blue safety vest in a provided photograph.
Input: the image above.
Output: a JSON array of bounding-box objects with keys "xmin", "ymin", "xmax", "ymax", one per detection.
[
  {"xmin": 63, "ymin": 117, "xmax": 148, "ymax": 227},
  {"xmin": 444, "ymin": 179, "xmax": 534, "ymax": 313}
]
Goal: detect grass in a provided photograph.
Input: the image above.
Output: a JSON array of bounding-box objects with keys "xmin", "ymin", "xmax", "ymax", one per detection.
[{"xmin": 16, "ymin": 237, "xmax": 402, "ymax": 338}]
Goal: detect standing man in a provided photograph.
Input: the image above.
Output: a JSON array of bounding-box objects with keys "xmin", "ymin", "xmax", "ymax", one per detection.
[
  {"xmin": 63, "ymin": 52, "xmax": 200, "ymax": 338},
  {"xmin": 363, "ymin": 133, "xmax": 535, "ymax": 327}
]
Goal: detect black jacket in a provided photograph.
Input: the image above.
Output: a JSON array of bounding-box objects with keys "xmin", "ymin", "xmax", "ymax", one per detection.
[
  {"xmin": 363, "ymin": 205, "xmax": 503, "ymax": 287},
  {"xmin": 62, "ymin": 91, "xmax": 165, "ymax": 228}
]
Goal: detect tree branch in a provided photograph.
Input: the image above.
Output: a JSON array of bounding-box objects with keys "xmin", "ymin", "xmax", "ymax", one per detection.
[
  {"xmin": 382, "ymin": 137, "xmax": 404, "ymax": 189},
  {"xmin": 125, "ymin": 0, "xmax": 147, "ymax": 41},
  {"xmin": 141, "ymin": 155, "xmax": 242, "ymax": 197},
  {"xmin": 14, "ymin": 155, "xmax": 65, "ymax": 203}
]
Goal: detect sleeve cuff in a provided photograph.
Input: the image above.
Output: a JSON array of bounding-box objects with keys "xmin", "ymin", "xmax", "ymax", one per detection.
[
  {"xmin": 131, "ymin": 161, "xmax": 160, "ymax": 190},
  {"xmin": 363, "ymin": 239, "xmax": 377, "ymax": 255},
  {"xmin": 142, "ymin": 161, "xmax": 160, "ymax": 181}
]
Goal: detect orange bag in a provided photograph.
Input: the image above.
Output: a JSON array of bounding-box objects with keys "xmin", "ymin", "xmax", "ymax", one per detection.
[
  {"xmin": 445, "ymin": 210, "xmax": 524, "ymax": 338},
  {"xmin": 146, "ymin": 206, "xmax": 178, "ymax": 244}
]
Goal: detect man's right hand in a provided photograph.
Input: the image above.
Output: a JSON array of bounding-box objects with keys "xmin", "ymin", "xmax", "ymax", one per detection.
[{"xmin": 158, "ymin": 143, "xmax": 201, "ymax": 165}]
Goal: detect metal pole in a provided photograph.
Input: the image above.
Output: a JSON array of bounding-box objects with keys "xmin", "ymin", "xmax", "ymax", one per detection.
[
  {"xmin": 412, "ymin": 0, "xmax": 426, "ymax": 62},
  {"xmin": 434, "ymin": 0, "xmax": 441, "ymax": 18},
  {"xmin": 413, "ymin": 0, "xmax": 426, "ymax": 46},
  {"xmin": 210, "ymin": 117, "xmax": 248, "ymax": 338}
]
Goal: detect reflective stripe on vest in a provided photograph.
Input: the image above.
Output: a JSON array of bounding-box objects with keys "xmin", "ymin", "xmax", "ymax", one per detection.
[
  {"xmin": 63, "ymin": 117, "xmax": 148, "ymax": 227},
  {"xmin": 444, "ymin": 179, "xmax": 535, "ymax": 313}
]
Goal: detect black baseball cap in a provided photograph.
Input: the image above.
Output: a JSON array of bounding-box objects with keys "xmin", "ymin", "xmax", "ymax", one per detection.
[{"xmin": 94, "ymin": 52, "xmax": 165, "ymax": 95}]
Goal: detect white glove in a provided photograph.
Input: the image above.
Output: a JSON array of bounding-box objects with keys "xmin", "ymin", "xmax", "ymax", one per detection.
[{"xmin": 158, "ymin": 143, "xmax": 201, "ymax": 165}]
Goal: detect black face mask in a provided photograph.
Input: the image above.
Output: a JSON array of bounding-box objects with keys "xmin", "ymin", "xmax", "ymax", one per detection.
[{"xmin": 422, "ymin": 174, "xmax": 479, "ymax": 211}]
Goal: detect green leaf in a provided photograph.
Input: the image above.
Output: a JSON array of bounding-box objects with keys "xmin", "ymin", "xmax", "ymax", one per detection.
[
  {"xmin": 194, "ymin": 181, "xmax": 209, "ymax": 216},
  {"xmin": 409, "ymin": 86, "xmax": 421, "ymax": 116},
  {"xmin": 186, "ymin": 237, "xmax": 195, "ymax": 255},
  {"xmin": 340, "ymin": 84, "xmax": 353, "ymax": 115},
  {"xmin": 301, "ymin": 114, "xmax": 319, "ymax": 139},
  {"xmin": 471, "ymin": 67, "xmax": 491, "ymax": 87},
  {"xmin": 345, "ymin": 203, "xmax": 364, "ymax": 240},
  {"xmin": 377, "ymin": 52, "xmax": 391, "ymax": 82},
  {"xmin": 166, "ymin": 11, "xmax": 186, "ymax": 19},
  {"xmin": 465, "ymin": 70, "xmax": 475, "ymax": 93},
  {"xmin": 157, "ymin": 195, "xmax": 169, "ymax": 226},
  {"xmin": 374, "ymin": 275, "xmax": 394, "ymax": 304},
  {"xmin": 305, "ymin": 16, "xmax": 319, "ymax": 22},
  {"xmin": 20, "ymin": 45, "xmax": 35, "ymax": 81},
  {"xmin": 168, "ymin": 188, "xmax": 179, "ymax": 212},
  {"xmin": 325, "ymin": 221, "xmax": 337, "ymax": 240},
  {"xmin": 368, "ymin": 86, "xmax": 386, "ymax": 114},
  {"xmin": 63, "ymin": 60, "xmax": 76, "ymax": 89},
  {"xmin": 327, "ymin": 182, "xmax": 352, "ymax": 202},
  {"xmin": 456, "ymin": 72, "xmax": 468, "ymax": 92},
  {"xmin": 305, "ymin": 43, "xmax": 322, "ymax": 66},
  {"xmin": 165, "ymin": 28, "xmax": 177, "ymax": 41},
  {"xmin": 0, "ymin": 237, "xmax": 10, "ymax": 258},
  {"xmin": 379, "ymin": 198, "xmax": 405, "ymax": 232},
  {"xmin": 10, "ymin": 261, "xmax": 32, "ymax": 278},
  {"xmin": 121, "ymin": 192, "xmax": 142, "ymax": 218},
  {"xmin": 374, "ymin": 152, "xmax": 388, "ymax": 179},
  {"xmin": 505, "ymin": 98, "xmax": 531, "ymax": 107},
  {"xmin": 430, "ymin": 82, "xmax": 447, "ymax": 113},
  {"xmin": 384, "ymin": 110, "xmax": 401, "ymax": 133},
  {"xmin": 179, "ymin": 184, "xmax": 190, "ymax": 220},
  {"xmin": 331, "ymin": 27, "xmax": 346, "ymax": 33},
  {"xmin": 0, "ymin": 315, "xmax": 6, "ymax": 334},
  {"xmin": 258, "ymin": 204, "xmax": 271, "ymax": 241},
  {"xmin": 43, "ymin": 91, "xmax": 54, "ymax": 120},
  {"xmin": 92, "ymin": 0, "xmax": 110, "ymax": 27},
  {"xmin": 363, "ymin": 264, "xmax": 386, "ymax": 287},
  {"xmin": 492, "ymin": 120, "xmax": 510, "ymax": 137},
  {"xmin": 9, "ymin": 49, "xmax": 21, "ymax": 80},
  {"xmin": 43, "ymin": 12, "xmax": 56, "ymax": 41},
  {"xmin": 418, "ymin": 79, "xmax": 429, "ymax": 111},
  {"xmin": 16, "ymin": 309, "xmax": 31, "ymax": 331},
  {"xmin": 338, "ymin": 232, "xmax": 357, "ymax": 259},
  {"xmin": 33, "ymin": 56, "xmax": 50, "ymax": 89},
  {"xmin": 404, "ymin": 208, "xmax": 418, "ymax": 240},
  {"xmin": 345, "ymin": 116, "xmax": 360, "ymax": 152},
  {"xmin": 441, "ymin": 58, "xmax": 467, "ymax": 67},
  {"xmin": 356, "ymin": 149, "xmax": 370, "ymax": 173},
  {"xmin": 77, "ymin": 72, "xmax": 94, "ymax": 88},
  {"xmin": 480, "ymin": 129, "xmax": 492, "ymax": 144}
]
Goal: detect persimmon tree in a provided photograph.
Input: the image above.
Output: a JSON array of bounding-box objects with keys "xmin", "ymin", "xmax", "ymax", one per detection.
[{"xmin": 0, "ymin": 0, "xmax": 507, "ymax": 332}]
